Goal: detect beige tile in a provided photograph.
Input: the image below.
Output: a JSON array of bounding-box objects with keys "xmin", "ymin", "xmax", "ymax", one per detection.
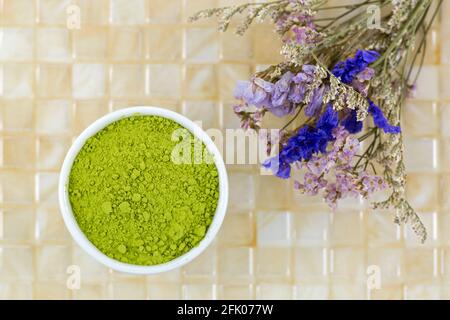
[
  {"xmin": 406, "ymin": 173, "xmax": 439, "ymax": 211},
  {"xmin": 184, "ymin": 0, "xmax": 218, "ymax": 23},
  {"xmin": 221, "ymin": 31, "xmax": 253, "ymax": 61},
  {"xmin": 218, "ymin": 213, "xmax": 253, "ymax": 246},
  {"xmin": 219, "ymin": 284, "xmax": 253, "ymax": 300},
  {"xmin": 442, "ymin": 23, "xmax": 450, "ymax": 64},
  {"xmin": 441, "ymin": 66, "xmax": 450, "ymax": 100},
  {"xmin": 2, "ymin": 135, "xmax": 35, "ymax": 168},
  {"xmin": 0, "ymin": 207, "xmax": 34, "ymax": 242},
  {"xmin": 330, "ymin": 248, "xmax": 365, "ymax": 283},
  {"xmin": 74, "ymin": 100, "xmax": 109, "ymax": 133},
  {"xmin": 1, "ymin": 100, "xmax": 34, "ymax": 132},
  {"xmin": 112, "ymin": 280, "xmax": 147, "ymax": 299},
  {"xmin": 0, "ymin": 28, "xmax": 34, "ymax": 61},
  {"xmin": 73, "ymin": 284, "xmax": 108, "ymax": 300},
  {"xmin": 404, "ymin": 138, "xmax": 438, "ymax": 172},
  {"xmin": 218, "ymin": 64, "xmax": 252, "ymax": 100},
  {"xmin": 0, "ymin": 246, "xmax": 33, "ymax": 281},
  {"xmin": 72, "ymin": 64, "xmax": 106, "ymax": 99},
  {"xmin": 256, "ymin": 176, "xmax": 290, "ymax": 211},
  {"xmin": 36, "ymin": 28, "xmax": 71, "ymax": 62},
  {"xmin": 184, "ymin": 65, "xmax": 217, "ymax": 99},
  {"xmin": 0, "ymin": 63, "xmax": 34, "ymax": 98},
  {"xmin": 111, "ymin": 64, "xmax": 146, "ymax": 98},
  {"xmin": 227, "ymin": 171, "xmax": 255, "ymax": 213},
  {"xmin": 183, "ymin": 245, "xmax": 216, "ymax": 279},
  {"xmin": 36, "ymin": 172, "xmax": 59, "ymax": 205},
  {"xmin": 37, "ymin": 64, "xmax": 72, "ymax": 98},
  {"xmin": 0, "ymin": 171, "xmax": 35, "ymax": 204},
  {"xmin": 367, "ymin": 248, "xmax": 403, "ymax": 286},
  {"xmin": 35, "ymin": 205, "xmax": 71, "ymax": 242},
  {"xmin": 441, "ymin": 103, "xmax": 450, "ymax": 137},
  {"xmin": 38, "ymin": 0, "xmax": 72, "ymax": 25},
  {"xmin": 256, "ymin": 284, "xmax": 292, "ymax": 300},
  {"xmin": 73, "ymin": 0, "xmax": 109, "ymax": 26},
  {"xmin": 37, "ymin": 136, "xmax": 71, "ymax": 170},
  {"xmin": 0, "ymin": 0, "xmax": 35, "ymax": 25},
  {"xmin": 110, "ymin": 0, "xmax": 147, "ymax": 25},
  {"xmin": 404, "ymin": 249, "xmax": 437, "ymax": 282},
  {"xmin": 411, "ymin": 65, "xmax": 440, "ymax": 100},
  {"xmin": 146, "ymin": 26, "xmax": 182, "ymax": 61},
  {"xmin": 72, "ymin": 245, "xmax": 110, "ymax": 283},
  {"xmin": 256, "ymin": 247, "xmax": 291, "ymax": 281},
  {"xmin": 182, "ymin": 100, "xmax": 219, "ymax": 129},
  {"xmin": 218, "ymin": 247, "xmax": 252, "ymax": 282},
  {"xmin": 253, "ymin": 26, "xmax": 282, "ymax": 64},
  {"xmin": 368, "ymin": 286, "xmax": 403, "ymax": 300},
  {"xmin": 441, "ymin": 175, "xmax": 450, "ymax": 209},
  {"xmin": 294, "ymin": 284, "xmax": 329, "ymax": 300},
  {"xmin": 73, "ymin": 28, "xmax": 108, "ymax": 60},
  {"xmin": 293, "ymin": 211, "xmax": 330, "ymax": 247},
  {"xmin": 402, "ymin": 101, "xmax": 438, "ymax": 137},
  {"xmin": 34, "ymin": 282, "xmax": 70, "ymax": 300},
  {"xmin": 330, "ymin": 211, "xmax": 364, "ymax": 246},
  {"xmin": 148, "ymin": 64, "xmax": 181, "ymax": 98},
  {"xmin": 36, "ymin": 245, "xmax": 72, "ymax": 282},
  {"xmin": 0, "ymin": 282, "xmax": 33, "ymax": 299},
  {"xmin": 110, "ymin": 27, "xmax": 144, "ymax": 61},
  {"xmin": 36, "ymin": 100, "xmax": 72, "ymax": 134},
  {"xmin": 186, "ymin": 28, "xmax": 220, "ymax": 62},
  {"xmin": 148, "ymin": 283, "xmax": 181, "ymax": 299},
  {"xmin": 183, "ymin": 284, "xmax": 216, "ymax": 299},
  {"xmin": 405, "ymin": 283, "xmax": 441, "ymax": 300},
  {"xmin": 330, "ymin": 283, "xmax": 366, "ymax": 300},
  {"xmin": 146, "ymin": 268, "xmax": 181, "ymax": 283},
  {"xmin": 148, "ymin": 0, "xmax": 182, "ymax": 23},
  {"xmin": 256, "ymin": 211, "xmax": 292, "ymax": 247},
  {"xmin": 405, "ymin": 212, "xmax": 438, "ymax": 247},
  {"xmin": 295, "ymin": 248, "xmax": 327, "ymax": 281}
]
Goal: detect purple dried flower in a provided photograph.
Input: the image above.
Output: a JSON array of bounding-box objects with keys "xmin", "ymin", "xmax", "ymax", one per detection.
[
  {"xmin": 306, "ymin": 155, "xmax": 333, "ymax": 176},
  {"xmin": 271, "ymin": 72, "xmax": 294, "ymax": 107},
  {"xmin": 340, "ymin": 136, "xmax": 360, "ymax": 162},
  {"xmin": 335, "ymin": 172, "xmax": 359, "ymax": 198},
  {"xmin": 304, "ymin": 86, "xmax": 325, "ymax": 117},
  {"xmin": 324, "ymin": 183, "xmax": 339, "ymax": 211},
  {"xmin": 356, "ymin": 67, "xmax": 375, "ymax": 81},
  {"xmin": 288, "ymin": 83, "xmax": 306, "ymax": 104},
  {"xmin": 234, "ymin": 78, "xmax": 274, "ymax": 108},
  {"xmin": 361, "ymin": 174, "xmax": 377, "ymax": 194},
  {"xmin": 297, "ymin": 172, "xmax": 327, "ymax": 196}
]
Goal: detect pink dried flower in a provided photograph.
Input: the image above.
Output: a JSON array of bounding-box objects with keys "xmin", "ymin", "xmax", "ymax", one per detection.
[
  {"xmin": 335, "ymin": 172, "xmax": 359, "ymax": 198},
  {"xmin": 306, "ymin": 155, "xmax": 333, "ymax": 175},
  {"xmin": 297, "ymin": 172, "xmax": 327, "ymax": 196},
  {"xmin": 324, "ymin": 183, "xmax": 339, "ymax": 211},
  {"xmin": 340, "ymin": 136, "xmax": 360, "ymax": 162}
]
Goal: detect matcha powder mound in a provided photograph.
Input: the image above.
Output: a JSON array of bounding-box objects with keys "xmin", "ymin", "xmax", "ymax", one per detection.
[{"xmin": 68, "ymin": 115, "xmax": 220, "ymax": 265}]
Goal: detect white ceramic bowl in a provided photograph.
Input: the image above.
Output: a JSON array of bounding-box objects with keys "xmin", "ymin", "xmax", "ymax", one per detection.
[{"xmin": 59, "ymin": 106, "xmax": 228, "ymax": 274}]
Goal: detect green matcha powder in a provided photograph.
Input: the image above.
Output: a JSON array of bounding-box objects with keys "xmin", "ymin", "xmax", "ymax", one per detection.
[{"xmin": 69, "ymin": 116, "xmax": 220, "ymax": 265}]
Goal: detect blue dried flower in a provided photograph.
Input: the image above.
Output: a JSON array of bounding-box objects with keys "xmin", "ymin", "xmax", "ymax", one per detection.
[
  {"xmin": 332, "ymin": 50, "xmax": 380, "ymax": 84},
  {"xmin": 262, "ymin": 156, "xmax": 291, "ymax": 179},
  {"xmin": 368, "ymin": 100, "xmax": 401, "ymax": 134},
  {"xmin": 341, "ymin": 110, "xmax": 363, "ymax": 134},
  {"xmin": 264, "ymin": 104, "xmax": 339, "ymax": 179}
]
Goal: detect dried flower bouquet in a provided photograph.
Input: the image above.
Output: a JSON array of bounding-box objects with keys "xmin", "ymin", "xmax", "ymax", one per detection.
[{"xmin": 191, "ymin": 0, "xmax": 443, "ymax": 242}]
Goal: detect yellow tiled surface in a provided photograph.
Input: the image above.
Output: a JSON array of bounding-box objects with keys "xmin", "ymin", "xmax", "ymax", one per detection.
[{"xmin": 0, "ymin": 0, "xmax": 449, "ymax": 300}]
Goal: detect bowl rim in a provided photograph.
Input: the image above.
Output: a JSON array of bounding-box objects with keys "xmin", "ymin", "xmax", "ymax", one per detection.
[{"xmin": 58, "ymin": 106, "xmax": 228, "ymax": 274}]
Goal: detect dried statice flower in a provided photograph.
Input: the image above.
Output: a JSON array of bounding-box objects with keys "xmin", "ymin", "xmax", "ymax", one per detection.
[{"xmin": 192, "ymin": 0, "xmax": 442, "ymax": 242}]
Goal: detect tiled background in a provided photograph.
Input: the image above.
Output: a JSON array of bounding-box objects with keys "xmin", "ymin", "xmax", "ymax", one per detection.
[{"xmin": 0, "ymin": 0, "xmax": 449, "ymax": 300}]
